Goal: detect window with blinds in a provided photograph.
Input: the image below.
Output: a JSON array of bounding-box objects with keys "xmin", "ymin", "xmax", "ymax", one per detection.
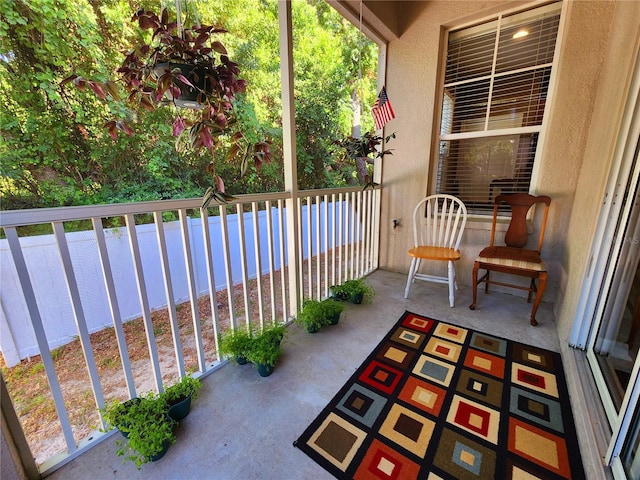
[{"xmin": 435, "ymin": 2, "xmax": 561, "ymax": 214}]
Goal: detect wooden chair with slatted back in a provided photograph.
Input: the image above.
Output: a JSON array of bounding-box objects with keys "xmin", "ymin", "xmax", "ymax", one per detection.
[
  {"xmin": 404, "ymin": 195, "xmax": 468, "ymax": 307},
  {"xmin": 469, "ymin": 193, "xmax": 551, "ymax": 326}
]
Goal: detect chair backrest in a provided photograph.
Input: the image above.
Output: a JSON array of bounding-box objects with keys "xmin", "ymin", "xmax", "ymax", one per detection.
[
  {"xmin": 412, "ymin": 194, "xmax": 467, "ymax": 250},
  {"xmin": 489, "ymin": 193, "xmax": 551, "ymax": 251}
]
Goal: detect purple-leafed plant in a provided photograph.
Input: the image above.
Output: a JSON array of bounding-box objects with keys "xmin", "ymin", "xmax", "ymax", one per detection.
[{"xmin": 62, "ymin": 8, "xmax": 271, "ymax": 205}]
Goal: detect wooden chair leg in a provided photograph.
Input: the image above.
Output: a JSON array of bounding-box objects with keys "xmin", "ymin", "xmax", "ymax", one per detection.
[
  {"xmin": 484, "ymin": 271, "xmax": 491, "ymax": 293},
  {"xmin": 530, "ymin": 272, "xmax": 547, "ymax": 326},
  {"xmin": 469, "ymin": 261, "xmax": 479, "ymax": 310}
]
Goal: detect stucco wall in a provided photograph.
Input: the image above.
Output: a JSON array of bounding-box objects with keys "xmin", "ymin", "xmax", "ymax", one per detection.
[
  {"xmin": 555, "ymin": 0, "xmax": 640, "ymax": 342},
  {"xmin": 379, "ymin": 1, "xmax": 637, "ymax": 332}
]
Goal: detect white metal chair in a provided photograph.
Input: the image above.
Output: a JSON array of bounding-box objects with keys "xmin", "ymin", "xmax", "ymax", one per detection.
[{"xmin": 404, "ymin": 194, "xmax": 468, "ymax": 307}]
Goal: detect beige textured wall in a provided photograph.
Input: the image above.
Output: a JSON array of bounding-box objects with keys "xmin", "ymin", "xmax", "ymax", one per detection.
[
  {"xmin": 379, "ymin": 1, "xmax": 638, "ymax": 335},
  {"xmin": 380, "ymin": 0, "xmax": 503, "ymax": 276},
  {"xmin": 555, "ymin": 1, "xmax": 640, "ymax": 342}
]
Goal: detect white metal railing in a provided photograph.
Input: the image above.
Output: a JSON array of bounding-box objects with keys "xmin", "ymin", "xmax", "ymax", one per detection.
[{"xmin": 0, "ymin": 186, "xmax": 379, "ymax": 473}]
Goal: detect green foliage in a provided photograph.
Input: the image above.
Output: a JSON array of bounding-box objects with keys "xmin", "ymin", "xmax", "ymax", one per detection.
[
  {"xmin": 244, "ymin": 327, "xmax": 282, "ymax": 368},
  {"xmin": 161, "ymin": 375, "xmax": 202, "ymax": 405},
  {"xmin": 108, "ymin": 393, "xmax": 176, "ymax": 469},
  {"xmin": 218, "ymin": 327, "xmax": 254, "ymax": 361},
  {"xmin": 331, "ymin": 278, "xmax": 375, "ymax": 304},
  {"xmin": 0, "ymin": 0, "xmax": 377, "ymax": 210},
  {"xmin": 295, "ymin": 298, "xmax": 345, "ymax": 332}
]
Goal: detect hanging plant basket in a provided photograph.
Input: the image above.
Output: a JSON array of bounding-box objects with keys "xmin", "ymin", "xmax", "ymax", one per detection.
[{"xmin": 153, "ymin": 63, "xmax": 209, "ymax": 108}]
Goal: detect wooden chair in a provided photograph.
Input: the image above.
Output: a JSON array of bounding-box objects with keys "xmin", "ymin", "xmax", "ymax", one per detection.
[
  {"xmin": 404, "ymin": 195, "xmax": 467, "ymax": 307},
  {"xmin": 469, "ymin": 193, "xmax": 551, "ymax": 326}
]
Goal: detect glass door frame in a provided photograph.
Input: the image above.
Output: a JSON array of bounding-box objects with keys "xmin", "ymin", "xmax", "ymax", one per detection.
[{"xmin": 570, "ymin": 51, "xmax": 640, "ymax": 477}]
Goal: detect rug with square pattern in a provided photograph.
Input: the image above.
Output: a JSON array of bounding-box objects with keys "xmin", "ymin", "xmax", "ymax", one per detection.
[{"xmin": 294, "ymin": 311, "xmax": 585, "ymax": 479}]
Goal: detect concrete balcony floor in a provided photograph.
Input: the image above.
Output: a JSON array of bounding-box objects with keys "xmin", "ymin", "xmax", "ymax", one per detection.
[{"xmin": 47, "ymin": 269, "xmax": 570, "ymax": 480}]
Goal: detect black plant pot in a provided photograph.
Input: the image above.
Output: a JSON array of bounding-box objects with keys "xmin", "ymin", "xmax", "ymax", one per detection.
[
  {"xmin": 235, "ymin": 355, "xmax": 249, "ymax": 365},
  {"xmin": 328, "ymin": 313, "xmax": 341, "ymax": 325},
  {"xmin": 350, "ymin": 293, "xmax": 364, "ymax": 304},
  {"xmin": 256, "ymin": 364, "xmax": 274, "ymax": 377},
  {"xmin": 167, "ymin": 395, "xmax": 192, "ymax": 422},
  {"xmin": 148, "ymin": 439, "xmax": 172, "ymax": 462},
  {"xmin": 306, "ymin": 324, "xmax": 320, "ymax": 333}
]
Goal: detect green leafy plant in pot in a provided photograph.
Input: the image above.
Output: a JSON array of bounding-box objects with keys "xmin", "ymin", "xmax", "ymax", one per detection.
[
  {"xmin": 338, "ymin": 278, "xmax": 375, "ymax": 304},
  {"xmin": 245, "ymin": 331, "xmax": 281, "ymax": 377},
  {"xmin": 100, "ymin": 397, "xmax": 142, "ymax": 438},
  {"xmin": 62, "ymin": 7, "xmax": 271, "ymax": 206},
  {"xmin": 261, "ymin": 322, "xmax": 287, "ymax": 347},
  {"xmin": 218, "ymin": 327, "xmax": 254, "ymax": 365},
  {"xmin": 109, "ymin": 393, "xmax": 176, "ymax": 469},
  {"xmin": 295, "ymin": 299, "xmax": 326, "ymax": 333},
  {"xmin": 162, "ymin": 374, "xmax": 202, "ymax": 421},
  {"xmin": 321, "ymin": 299, "xmax": 345, "ymax": 325}
]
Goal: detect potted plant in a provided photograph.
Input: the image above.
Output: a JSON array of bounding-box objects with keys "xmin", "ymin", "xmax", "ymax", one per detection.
[
  {"xmin": 161, "ymin": 374, "xmax": 202, "ymax": 421},
  {"xmin": 321, "ymin": 299, "xmax": 345, "ymax": 325},
  {"xmin": 295, "ymin": 300, "xmax": 326, "ymax": 333},
  {"xmin": 338, "ymin": 278, "xmax": 375, "ymax": 304},
  {"xmin": 218, "ymin": 327, "xmax": 254, "ymax": 365},
  {"xmin": 62, "ymin": 7, "xmax": 271, "ymax": 205},
  {"xmin": 333, "ymin": 131, "xmax": 395, "ymax": 187},
  {"xmin": 329, "ymin": 284, "xmax": 349, "ymax": 301},
  {"xmin": 296, "ymin": 299, "xmax": 346, "ymax": 332},
  {"xmin": 261, "ymin": 322, "xmax": 287, "ymax": 348},
  {"xmin": 100, "ymin": 397, "xmax": 141, "ymax": 438},
  {"xmin": 114, "ymin": 392, "xmax": 176, "ymax": 469},
  {"xmin": 245, "ymin": 331, "xmax": 281, "ymax": 377}
]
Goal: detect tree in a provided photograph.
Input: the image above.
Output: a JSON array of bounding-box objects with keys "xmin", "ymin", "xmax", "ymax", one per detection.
[{"xmin": 0, "ymin": 0, "xmax": 377, "ymax": 209}]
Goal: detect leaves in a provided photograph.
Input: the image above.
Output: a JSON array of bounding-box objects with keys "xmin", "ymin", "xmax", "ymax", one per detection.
[{"xmin": 1, "ymin": 0, "xmax": 377, "ymax": 210}]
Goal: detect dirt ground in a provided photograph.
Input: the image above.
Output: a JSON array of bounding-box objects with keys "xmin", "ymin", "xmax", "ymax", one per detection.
[{"xmin": 1, "ymin": 272, "xmax": 293, "ymax": 465}]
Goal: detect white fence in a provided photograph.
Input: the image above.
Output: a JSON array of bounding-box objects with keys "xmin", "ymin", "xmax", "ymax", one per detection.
[{"xmin": 0, "ymin": 200, "xmax": 348, "ymax": 367}]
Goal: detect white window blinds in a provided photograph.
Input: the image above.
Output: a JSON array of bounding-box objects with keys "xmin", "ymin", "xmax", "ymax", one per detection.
[{"xmin": 436, "ymin": 2, "xmax": 561, "ymax": 214}]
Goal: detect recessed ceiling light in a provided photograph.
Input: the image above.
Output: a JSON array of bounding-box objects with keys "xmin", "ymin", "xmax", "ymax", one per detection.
[{"xmin": 513, "ymin": 29, "xmax": 529, "ymax": 39}]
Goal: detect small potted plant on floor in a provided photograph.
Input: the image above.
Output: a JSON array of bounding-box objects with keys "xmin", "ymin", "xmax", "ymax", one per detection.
[
  {"xmin": 162, "ymin": 374, "xmax": 202, "ymax": 421},
  {"xmin": 295, "ymin": 300, "xmax": 326, "ymax": 333},
  {"xmin": 101, "ymin": 397, "xmax": 142, "ymax": 438},
  {"xmin": 261, "ymin": 322, "xmax": 287, "ymax": 347},
  {"xmin": 339, "ymin": 278, "xmax": 375, "ymax": 304},
  {"xmin": 321, "ymin": 299, "xmax": 345, "ymax": 325},
  {"xmin": 218, "ymin": 327, "xmax": 254, "ymax": 365},
  {"xmin": 245, "ymin": 331, "xmax": 281, "ymax": 377},
  {"xmin": 113, "ymin": 393, "xmax": 176, "ymax": 469}
]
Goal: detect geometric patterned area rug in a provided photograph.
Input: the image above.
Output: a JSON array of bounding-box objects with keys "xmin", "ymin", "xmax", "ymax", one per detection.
[{"xmin": 294, "ymin": 311, "xmax": 585, "ymax": 479}]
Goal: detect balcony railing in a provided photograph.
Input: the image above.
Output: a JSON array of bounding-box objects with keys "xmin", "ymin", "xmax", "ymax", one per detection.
[{"xmin": 0, "ymin": 185, "xmax": 380, "ymax": 474}]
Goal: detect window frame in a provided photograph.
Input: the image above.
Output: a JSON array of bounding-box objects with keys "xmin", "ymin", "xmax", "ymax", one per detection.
[{"xmin": 430, "ymin": 1, "xmax": 565, "ymax": 218}]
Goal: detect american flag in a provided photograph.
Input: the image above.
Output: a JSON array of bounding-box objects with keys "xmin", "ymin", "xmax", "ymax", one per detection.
[{"xmin": 371, "ymin": 87, "xmax": 395, "ymax": 130}]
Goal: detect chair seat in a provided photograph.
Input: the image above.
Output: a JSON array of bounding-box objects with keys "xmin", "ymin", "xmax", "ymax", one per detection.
[
  {"xmin": 477, "ymin": 246, "xmax": 546, "ymax": 271},
  {"xmin": 408, "ymin": 246, "xmax": 461, "ymax": 261}
]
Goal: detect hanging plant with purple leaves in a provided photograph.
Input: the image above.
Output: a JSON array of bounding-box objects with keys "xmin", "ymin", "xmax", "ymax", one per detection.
[{"xmin": 62, "ymin": 8, "xmax": 271, "ymax": 206}]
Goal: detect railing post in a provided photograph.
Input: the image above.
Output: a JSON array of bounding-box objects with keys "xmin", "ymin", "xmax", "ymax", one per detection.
[{"xmin": 279, "ymin": 0, "xmax": 300, "ymax": 318}]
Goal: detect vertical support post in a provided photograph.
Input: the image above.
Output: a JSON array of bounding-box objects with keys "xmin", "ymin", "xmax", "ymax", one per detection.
[{"xmin": 279, "ymin": 0, "xmax": 300, "ymax": 318}]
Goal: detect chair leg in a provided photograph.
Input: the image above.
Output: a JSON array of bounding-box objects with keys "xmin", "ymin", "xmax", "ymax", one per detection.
[
  {"xmin": 469, "ymin": 261, "xmax": 479, "ymax": 310},
  {"xmin": 484, "ymin": 271, "xmax": 491, "ymax": 293},
  {"xmin": 404, "ymin": 258, "xmax": 418, "ymax": 298},
  {"xmin": 447, "ymin": 260, "xmax": 455, "ymax": 307},
  {"xmin": 530, "ymin": 272, "xmax": 547, "ymax": 326}
]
